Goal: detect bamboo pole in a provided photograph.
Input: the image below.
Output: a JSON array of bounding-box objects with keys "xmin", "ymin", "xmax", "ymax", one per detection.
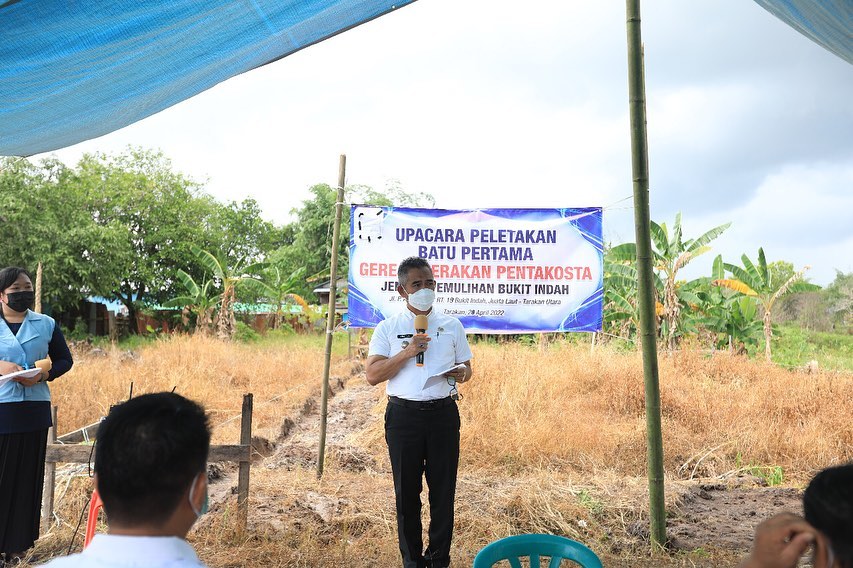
[
  {"xmin": 625, "ymin": 0, "xmax": 666, "ymax": 549},
  {"xmin": 317, "ymin": 154, "xmax": 346, "ymax": 478}
]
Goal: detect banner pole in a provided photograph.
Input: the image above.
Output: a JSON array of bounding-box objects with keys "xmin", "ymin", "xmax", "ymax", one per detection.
[
  {"xmin": 626, "ymin": 0, "xmax": 666, "ymax": 549},
  {"xmin": 317, "ymin": 154, "xmax": 346, "ymax": 479}
]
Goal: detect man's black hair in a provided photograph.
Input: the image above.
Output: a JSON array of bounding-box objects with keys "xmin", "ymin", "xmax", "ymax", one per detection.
[
  {"xmin": 804, "ymin": 462, "xmax": 853, "ymax": 568},
  {"xmin": 0, "ymin": 266, "xmax": 32, "ymax": 292},
  {"xmin": 397, "ymin": 257, "xmax": 432, "ymax": 286},
  {"xmin": 95, "ymin": 392, "xmax": 211, "ymax": 526}
]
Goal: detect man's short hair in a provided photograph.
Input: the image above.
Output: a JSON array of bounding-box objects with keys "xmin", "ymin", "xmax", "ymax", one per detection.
[
  {"xmin": 95, "ymin": 392, "xmax": 211, "ymax": 526},
  {"xmin": 397, "ymin": 257, "xmax": 432, "ymax": 286},
  {"xmin": 804, "ymin": 462, "xmax": 853, "ymax": 567}
]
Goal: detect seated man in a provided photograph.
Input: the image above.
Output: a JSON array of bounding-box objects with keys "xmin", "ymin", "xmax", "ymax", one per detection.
[
  {"xmin": 739, "ymin": 462, "xmax": 852, "ymax": 568},
  {"xmin": 44, "ymin": 392, "xmax": 211, "ymax": 567}
]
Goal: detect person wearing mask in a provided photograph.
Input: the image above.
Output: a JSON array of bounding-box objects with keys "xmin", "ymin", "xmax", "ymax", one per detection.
[
  {"xmin": 366, "ymin": 256, "xmax": 473, "ymax": 568},
  {"xmin": 739, "ymin": 462, "xmax": 852, "ymax": 568},
  {"xmin": 42, "ymin": 392, "xmax": 211, "ymax": 567},
  {"xmin": 0, "ymin": 266, "xmax": 73, "ymax": 564}
]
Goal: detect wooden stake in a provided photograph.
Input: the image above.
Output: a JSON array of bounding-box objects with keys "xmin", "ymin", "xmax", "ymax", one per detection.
[
  {"xmin": 41, "ymin": 405, "xmax": 58, "ymax": 532},
  {"xmin": 237, "ymin": 393, "xmax": 253, "ymax": 531}
]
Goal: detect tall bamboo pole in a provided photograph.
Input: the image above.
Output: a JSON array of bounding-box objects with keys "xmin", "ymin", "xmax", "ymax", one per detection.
[
  {"xmin": 317, "ymin": 154, "xmax": 346, "ymax": 478},
  {"xmin": 626, "ymin": 0, "xmax": 666, "ymax": 549}
]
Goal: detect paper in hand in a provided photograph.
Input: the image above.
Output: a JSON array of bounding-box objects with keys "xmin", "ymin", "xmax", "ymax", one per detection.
[
  {"xmin": 0, "ymin": 367, "xmax": 41, "ymax": 387},
  {"xmin": 422, "ymin": 363, "xmax": 467, "ymax": 390}
]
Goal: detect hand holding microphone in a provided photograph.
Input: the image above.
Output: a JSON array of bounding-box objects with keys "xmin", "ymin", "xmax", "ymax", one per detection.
[{"xmin": 414, "ymin": 314, "xmax": 428, "ymax": 367}]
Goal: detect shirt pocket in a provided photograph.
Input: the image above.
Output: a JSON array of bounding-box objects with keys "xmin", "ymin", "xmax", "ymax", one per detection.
[{"xmin": 427, "ymin": 333, "xmax": 456, "ymax": 372}]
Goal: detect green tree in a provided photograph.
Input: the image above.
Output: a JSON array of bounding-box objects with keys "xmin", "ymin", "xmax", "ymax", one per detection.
[
  {"xmin": 70, "ymin": 148, "xmax": 221, "ymax": 331},
  {"xmin": 0, "ymin": 157, "xmax": 126, "ymax": 309},
  {"xmin": 823, "ymin": 270, "xmax": 852, "ymax": 331},
  {"xmin": 162, "ymin": 269, "xmax": 218, "ymax": 334},
  {"xmin": 687, "ymin": 255, "xmax": 763, "ymax": 353},
  {"xmin": 187, "ymin": 245, "xmax": 266, "ymax": 340},
  {"xmin": 248, "ymin": 265, "xmax": 309, "ymax": 329},
  {"xmin": 272, "ymin": 182, "xmax": 435, "ymax": 300},
  {"xmin": 202, "ymin": 198, "xmax": 285, "ymax": 267},
  {"xmin": 608, "ymin": 213, "xmax": 730, "ymax": 348},
  {"xmin": 715, "ymin": 248, "xmax": 820, "ymax": 362}
]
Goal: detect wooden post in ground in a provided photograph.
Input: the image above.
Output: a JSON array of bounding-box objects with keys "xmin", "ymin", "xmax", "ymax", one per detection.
[
  {"xmin": 318, "ymin": 154, "xmax": 346, "ymax": 479},
  {"xmin": 236, "ymin": 393, "xmax": 253, "ymax": 531},
  {"xmin": 41, "ymin": 405, "xmax": 58, "ymax": 532}
]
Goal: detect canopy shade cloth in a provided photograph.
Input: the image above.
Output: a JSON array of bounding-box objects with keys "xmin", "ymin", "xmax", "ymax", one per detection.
[
  {"xmin": 0, "ymin": 0, "xmax": 415, "ymax": 157},
  {"xmin": 0, "ymin": 0, "xmax": 849, "ymax": 157},
  {"xmin": 752, "ymin": 0, "xmax": 853, "ymax": 66}
]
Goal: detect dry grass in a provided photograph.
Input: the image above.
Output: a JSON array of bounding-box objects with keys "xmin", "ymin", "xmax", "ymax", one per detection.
[
  {"xmin": 29, "ymin": 334, "xmax": 852, "ymax": 567},
  {"xmin": 51, "ymin": 334, "xmax": 337, "ymax": 444},
  {"xmin": 461, "ymin": 339, "xmax": 852, "ymax": 483}
]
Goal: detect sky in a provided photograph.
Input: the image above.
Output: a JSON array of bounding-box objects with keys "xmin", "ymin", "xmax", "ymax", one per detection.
[{"xmin": 35, "ymin": 0, "xmax": 853, "ymax": 286}]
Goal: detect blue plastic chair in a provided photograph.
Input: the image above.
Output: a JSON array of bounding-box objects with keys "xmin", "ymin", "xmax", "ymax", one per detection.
[{"xmin": 472, "ymin": 534, "xmax": 602, "ymax": 568}]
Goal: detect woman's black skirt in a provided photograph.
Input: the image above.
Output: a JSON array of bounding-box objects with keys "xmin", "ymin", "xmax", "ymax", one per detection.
[{"xmin": 0, "ymin": 429, "xmax": 48, "ymax": 555}]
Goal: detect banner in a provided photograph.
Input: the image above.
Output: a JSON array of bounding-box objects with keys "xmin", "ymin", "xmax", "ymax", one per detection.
[{"xmin": 348, "ymin": 206, "xmax": 603, "ymax": 333}]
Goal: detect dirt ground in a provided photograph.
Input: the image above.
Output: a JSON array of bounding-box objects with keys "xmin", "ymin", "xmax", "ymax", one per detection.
[{"xmin": 200, "ymin": 365, "xmax": 805, "ymax": 567}]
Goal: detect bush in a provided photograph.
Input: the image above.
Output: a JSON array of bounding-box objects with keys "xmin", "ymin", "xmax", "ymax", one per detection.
[{"xmin": 234, "ymin": 321, "xmax": 261, "ymax": 343}]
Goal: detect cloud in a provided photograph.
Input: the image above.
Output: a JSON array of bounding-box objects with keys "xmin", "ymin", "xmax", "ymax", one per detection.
[{"xmin": 33, "ymin": 0, "xmax": 851, "ymax": 287}]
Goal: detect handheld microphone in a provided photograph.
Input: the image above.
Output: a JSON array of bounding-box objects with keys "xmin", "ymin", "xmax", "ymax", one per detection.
[{"xmin": 414, "ymin": 314, "xmax": 428, "ymax": 367}]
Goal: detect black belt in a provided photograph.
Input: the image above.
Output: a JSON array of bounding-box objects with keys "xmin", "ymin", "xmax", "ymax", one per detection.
[{"xmin": 388, "ymin": 395, "xmax": 454, "ymax": 410}]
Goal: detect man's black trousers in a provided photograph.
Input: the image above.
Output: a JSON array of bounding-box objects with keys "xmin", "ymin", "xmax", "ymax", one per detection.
[{"xmin": 385, "ymin": 397, "xmax": 460, "ymax": 568}]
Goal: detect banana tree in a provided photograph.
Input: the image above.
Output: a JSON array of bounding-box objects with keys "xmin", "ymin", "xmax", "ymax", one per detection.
[
  {"xmin": 162, "ymin": 269, "xmax": 218, "ymax": 334},
  {"xmin": 687, "ymin": 256, "xmax": 763, "ymax": 352},
  {"xmin": 188, "ymin": 244, "xmax": 266, "ymax": 340},
  {"xmin": 609, "ymin": 213, "xmax": 730, "ymax": 349},
  {"xmin": 715, "ymin": 248, "xmax": 819, "ymax": 362},
  {"xmin": 246, "ymin": 265, "xmax": 310, "ymax": 330}
]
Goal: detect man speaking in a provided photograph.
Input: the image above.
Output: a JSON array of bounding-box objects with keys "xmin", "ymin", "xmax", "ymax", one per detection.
[{"xmin": 366, "ymin": 256, "xmax": 473, "ymax": 568}]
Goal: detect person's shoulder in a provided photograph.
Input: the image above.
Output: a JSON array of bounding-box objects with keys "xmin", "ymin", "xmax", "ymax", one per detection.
[
  {"xmin": 27, "ymin": 311, "xmax": 56, "ymax": 325},
  {"xmin": 377, "ymin": 311, "xmax": 408, "ymax": 327}
]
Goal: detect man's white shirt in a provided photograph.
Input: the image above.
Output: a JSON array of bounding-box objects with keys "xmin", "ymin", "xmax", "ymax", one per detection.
[
  {"xmin": 368, "ymin": 309, "xmax": 472, "ymax": 401},
  {"xmin": 40, "ymin": 535, "xmax": 206, "ymax": 567}
]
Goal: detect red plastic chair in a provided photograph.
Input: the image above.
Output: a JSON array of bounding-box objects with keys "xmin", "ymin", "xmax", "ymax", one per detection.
[{"xmin": 84, "ymin": 489, "xmax": 104, "ymax": 548}]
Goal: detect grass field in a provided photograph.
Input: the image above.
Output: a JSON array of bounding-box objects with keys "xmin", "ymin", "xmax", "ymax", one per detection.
[{"xmin": 29, "ymin": 331, "xmax": 853, "ymax": 567}]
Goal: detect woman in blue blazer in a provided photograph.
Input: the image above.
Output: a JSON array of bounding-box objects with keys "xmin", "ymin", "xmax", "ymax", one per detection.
[{"xmin": 0, "ymin": 267, "xmax": 73, "ymax": 563}]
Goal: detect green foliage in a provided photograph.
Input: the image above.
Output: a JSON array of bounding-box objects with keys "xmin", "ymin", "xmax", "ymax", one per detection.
[
  {"xmin": 1, "ymin": 150, "xmax": 286, "ymax": 333},
  {"xmin": 825, "ymin": 270, "xmax": 853, "ymax": 331},
  {"xmin": 576, "ymin": 489, "xmax": 604, "ymax": 515},
  {"xmin": 270, "ymin": 182, "xmax": 435, "ymax": 300},
  {"xmin": 718, "ymin": 248, "xmax": 821, "ymax": 361},
  {"xmin": 734, "ymin": 453, "xmax": 785, "ymax": 486},
  {"xmin": 234, "ymin": 321, "xmax": 261, "ymax": 343},
  {"xmin": 772, "ymin": 325, "xmax": 853, "ymax": 371},
  {"xmin": 0, "ymin": 156, "xmax": 126, "ymax": 309},
  {"xmin": 606, "ymin": 213, "xmax": 730, "ymax": 348}
]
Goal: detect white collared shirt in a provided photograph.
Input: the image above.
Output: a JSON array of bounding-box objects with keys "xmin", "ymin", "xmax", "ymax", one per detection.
[
  {"xmin": 40, "ymin": 534, "xmax": 206, "ymax": 567},
  {"xmin": 368, "ymin": 309, "xmax": 472, "ymax": 401}
]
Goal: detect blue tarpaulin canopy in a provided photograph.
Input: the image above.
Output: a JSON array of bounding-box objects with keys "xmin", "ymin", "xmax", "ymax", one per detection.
[
  {"xmin": 0, "ymin": 0, "xmax": 849, "ymax": 157},
  {"xmin": 0, "ymin": 0, "xmax": 416, "ymax": 157}
]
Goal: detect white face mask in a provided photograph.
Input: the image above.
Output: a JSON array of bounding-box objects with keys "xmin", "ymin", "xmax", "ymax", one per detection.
[{"xmin": 407, "ymin": 288, "xmax": 435, "ymax": 311}]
